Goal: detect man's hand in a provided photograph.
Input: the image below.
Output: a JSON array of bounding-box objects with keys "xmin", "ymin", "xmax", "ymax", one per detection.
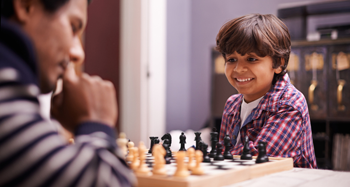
[{"xmin": 51, "ymin": 63, "xmax": 117, "ymax": 132}]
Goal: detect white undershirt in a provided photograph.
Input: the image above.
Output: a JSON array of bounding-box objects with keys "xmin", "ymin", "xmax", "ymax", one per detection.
[{"xmin": 236, "ymin": 96, "xmax": 263, "ymax": 146}]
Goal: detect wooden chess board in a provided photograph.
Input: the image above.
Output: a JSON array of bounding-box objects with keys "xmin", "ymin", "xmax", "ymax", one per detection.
[{"xmin": 133, "ymin": 154, "xmax": 293, "ymax": 187}]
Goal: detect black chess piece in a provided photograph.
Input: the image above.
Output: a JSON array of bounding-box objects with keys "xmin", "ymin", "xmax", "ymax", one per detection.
[
  {"xmin": 179, "ymin": 132, "xmax": 186, "ymax": 151},
  {"xmin": 214, "ymin": 142, "xmax": 224, "ymax": 161},
  {"xmin": 162, "ymin": 139, "xmax": 172, "ymax": 158},
  {"xmin": 201, "ymin": 142, "xmax": 211, "ymax": 162},
  {"xmin": 241, "ymin": 136, "xmax": 252, "ymax": 160},
  {"xmin": 209, "ymin": 131, "xmax": 218, "ymax": 158},
  {"xmin": 223, "ymin": 134, "xmax": 233, "ymax": 159},
  {"xmin": 194, "ymin": 132, "xmax": 202, "ymax": 150},
  {"xmin": 256, "ymin": 141, "xmax": 269, "ymax": 163},
  {"xmin": 148, "ymin": 136, "xmax": 157, "ymax": 153},
  {"xmin": 161, "ymin": 133, "xmax": 172, "ymax": 154},
  {"xmin": 154, "ymin": 137, "xmax": 160, "ymax": 144}
]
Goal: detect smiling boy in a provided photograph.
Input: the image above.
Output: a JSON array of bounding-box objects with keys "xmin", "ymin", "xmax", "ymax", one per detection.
[{"xmin": 216, "ymin": 14, "xmax": 317, "ymax": 168}]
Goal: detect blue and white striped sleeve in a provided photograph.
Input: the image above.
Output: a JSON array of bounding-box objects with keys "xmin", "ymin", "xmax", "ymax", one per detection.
[{"xmin": 0, "ymin": 68, "xmax": 136, "ymax": 187}]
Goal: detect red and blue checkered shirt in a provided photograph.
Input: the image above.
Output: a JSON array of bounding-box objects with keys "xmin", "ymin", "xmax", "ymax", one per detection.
[{"xmin": 219, "ymin": 74, "xmax": 317, "ymax": 168}]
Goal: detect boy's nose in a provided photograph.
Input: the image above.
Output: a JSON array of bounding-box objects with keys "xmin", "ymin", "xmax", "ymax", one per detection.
[
  {"xmin": 69, "ymin": 37, "xmax": 85, "ymax": 66},
  {"xmin": 233, "ymin": 61, "xmax": 246, "ymax": 73}
]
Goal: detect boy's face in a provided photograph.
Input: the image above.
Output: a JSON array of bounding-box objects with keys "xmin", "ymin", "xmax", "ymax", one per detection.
[
  {"xmin": 19, "ymin": 0, "xmax": 87, "ymax": 93},
  {"xmin": 224, "ymin": 51, "xmax": 282, "ymax": 103}
]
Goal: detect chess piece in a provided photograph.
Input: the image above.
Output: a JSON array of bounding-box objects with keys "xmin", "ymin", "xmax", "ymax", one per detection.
[
  {"xmin": 223, "ymin": 134, "xmax": 233, "ymax": 159},
  {"xmin": 149, "ymin": 136, "xmax": 157, "ymax": 153},
  {"xmin": 200, "ymin": 142, "xmax": 211, "ymax": 162},
  {"xmin": 186, "ymin": 147, "xmax": 195, "ymax": 170},
  {"xmin": 126, "ymin": 141, "xmax": 135, "ymax": 162},
  {"xmin": 161, "ymin": 133, "xmax": 172, "ymax": 148},
  {"xmin": 154, "ymin": 137, "xmax": 160, "ymax": 144},
  {"xmin": 191, "ymin": 150, "xmax": 204, "ymax": 175},
  {"xmin": 179, "ymin": 132, "xmax": 186, "ymax": 151},
  {"xmin": 173, "ymin": 151, "xmax": 190, "ymax": 178},
  {"xmin": 214, "ymin": 142, "xmax": 224, "ymax": 161},
  {"xmin": 117, "ymin": 132, "xmax": 128, "ymax": 156},
  {"xmin": 209, "ymin": 131, "xmax": 218, "ymax": 158},
  {"xmin": 130, "ymin": 147, "xmax": 140, "ymax": 171},
  {"xmin": 162, "ymin": 139, "xmax": 172, "ymax": 158},
  {"xmin": 152, "ymin": 144, "xmax": 167, "ymax": 176},
  {"xmin": 194, "ymin": 132, "xmax": 202, "ymax": 150},
  {"xmin": 135, "ymin": 142, "xmax": 151, "ymax": 175},
  {"xmin": 256, "ymin": 141, "xmax": 269, "ymax": 163},
  {"xmin": 241, "ymin": 136, "xmax": 252, "ymax": 160}
]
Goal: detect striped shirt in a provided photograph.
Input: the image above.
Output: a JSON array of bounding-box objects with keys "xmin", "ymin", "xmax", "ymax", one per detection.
[
  {"xmin": 219, "ymin": 73, "xmax": 317, "ymax": 168},
  {"xmin": 0, "ymin": 18, "xmax": 136, "ymax": 187}
]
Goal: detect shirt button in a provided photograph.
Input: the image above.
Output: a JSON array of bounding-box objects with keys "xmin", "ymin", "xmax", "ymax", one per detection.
[{"xmin": 232, "ymin": 135, "xmax": 236, "ymax": 139}]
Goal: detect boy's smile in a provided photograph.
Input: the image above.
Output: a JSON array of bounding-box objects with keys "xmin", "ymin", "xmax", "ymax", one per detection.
[{"xmin": 224, "ymin": 51, "xmax": 282, "ymax": 103}]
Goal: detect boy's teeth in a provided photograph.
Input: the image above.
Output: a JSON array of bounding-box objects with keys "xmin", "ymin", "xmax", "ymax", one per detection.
[{"xmin": 236, "ymin": 78, "xmax": 252, "ymax": 82}]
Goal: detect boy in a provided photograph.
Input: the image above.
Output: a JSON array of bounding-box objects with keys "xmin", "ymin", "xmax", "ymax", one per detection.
[{"xmin": 216, "ymin": 14, "xmax": 317, "ymax": 168}]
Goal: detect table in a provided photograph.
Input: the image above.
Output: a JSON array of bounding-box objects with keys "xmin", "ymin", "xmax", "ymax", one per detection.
[{"xmin": 225, "ymin": 168, "xmax": 350, "ymax": 187}]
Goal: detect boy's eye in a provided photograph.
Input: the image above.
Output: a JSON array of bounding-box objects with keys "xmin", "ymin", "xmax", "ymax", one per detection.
[
  {"xmin": 247, "ymin": 58, "xmax": 257, "ymax": 62},
  {"xmin": 71, "ymin": 23, "xmax": 78, "ymax": 34},
  {"xmin": 226, "ymin": 58, "xmax": 237, "ymax": 63}
]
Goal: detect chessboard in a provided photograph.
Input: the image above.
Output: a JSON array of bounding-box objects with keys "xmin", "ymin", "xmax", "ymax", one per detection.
[{"xmin": 133, "ymin": 153, "xmax": 293, "ymax": 187}]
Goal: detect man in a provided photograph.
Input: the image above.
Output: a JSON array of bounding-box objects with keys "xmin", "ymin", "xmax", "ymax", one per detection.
[{"xmin": 0, "ymin": 0, "xmax": 136, "ymax": 186}]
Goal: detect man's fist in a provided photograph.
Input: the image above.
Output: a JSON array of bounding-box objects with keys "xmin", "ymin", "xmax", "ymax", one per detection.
[{"xmin": 51, "ymin": 63, "xmax": 117, "ymax": 132}]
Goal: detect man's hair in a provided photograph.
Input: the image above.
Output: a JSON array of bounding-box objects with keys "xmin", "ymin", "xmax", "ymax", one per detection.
[
  {"xmin": 216, "ymin": 14, "xmax": 291, "ymax": 85},
  {"xmin": 1, "ymin": 0, "xmax": 92, "ymax": 18}
]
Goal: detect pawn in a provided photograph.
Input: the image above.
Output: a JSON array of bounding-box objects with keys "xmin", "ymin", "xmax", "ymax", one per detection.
[
  {"xmin": 130, "ymin": 147, "xmax": 140, "ymax": 171},
  {"xmin": 191, "ymin": 150, "xmax": 205, "ymax": 175},
  {"xmin": 173, "ymin": 151, "xmax": 190, "ymax": 178},
  {"xmin": 126, "ymin": 141, "xmax": 135, "ymax": 162},
  {"xmin": 117, "ymin": 132, "xmax": 128, "ymax": 156},
  {"xmin": 214, "ymin": 142, "xmax": 224, "ymax": 161},
  {"xmin": 135, "ymin": 142, "xmax": 151, "ymax": 175},
  {"xmin": 200, "ymin": 142, "xmax": 211, "ymax": 163},
  {"xmin": 186, "ymin": 147, "xmax": 195, "ymax": 171},
  {"xmin": 223, "ymin": 134, "xmax": 233, "ymax": 159},
  {"xmin": 256, "ymin": 141, "xmax": 269, "ymax": 163},
  {"xmin": 241, "ymin": 136, "xmax": 252, "ymax": 160},
  {"xmin": 152, "ymin": 144, "xmax": 167, "ymax": 176}
]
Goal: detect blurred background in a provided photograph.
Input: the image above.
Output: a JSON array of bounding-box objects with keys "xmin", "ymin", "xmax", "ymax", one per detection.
[{"xmin": 80, "ymin": 0, "xmax": 350, "ymax": 170}]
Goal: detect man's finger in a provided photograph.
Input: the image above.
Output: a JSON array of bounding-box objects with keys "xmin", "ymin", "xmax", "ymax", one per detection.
[{"xmin": 63, "ymin": 63, "xmax": 78, "ymax": 82}]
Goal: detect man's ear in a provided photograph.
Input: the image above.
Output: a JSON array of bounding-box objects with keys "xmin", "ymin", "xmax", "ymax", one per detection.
[
  {"xmin": 13, "ymin": 0, "xmax": 36, "ymax": 23},
  {"xmin": 274, "ymin": 58, "xmax": 285, "ymax": 74}
]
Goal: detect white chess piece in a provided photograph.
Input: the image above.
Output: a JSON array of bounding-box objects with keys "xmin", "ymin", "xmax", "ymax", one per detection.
[
  {"xmin": 130, "ymin": 147, "xmax": 139, "ymax": 171},
  {"xmin": 186, "ymin": 148, "xmax": 195, "ymax": 171},
  {"xmin": 152, "ymin": 144, "xmax": 167, "ymax": 176},
  {"xmin": 126, "ymin": 141, "xmax": 134, "ymax": 162},
  {"xmin": 135, "ymin": 142, "xmax": 151, "ymax": 175},
  {"xmin": 191, "ymin": 150, "xmax": 204, "ymax": 175},
  {"xmin": 173, "ymin": 151, "xmax": 189, "ymax": 178},
  {"xmin": 117, "ymin": 132, "xmax": 128, "ymax": 156}
]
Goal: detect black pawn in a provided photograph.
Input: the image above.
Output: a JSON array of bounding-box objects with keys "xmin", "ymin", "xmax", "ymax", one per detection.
[
  {"xmin": 223, "ymin": 134, "xmax": 233, "ymax": 159},
  {"xmin": 214, "ymin": 142, "xmax": 224, "ymax": 161},
  {"xmin": 179, "ymin": 132, "xmax": 186, "ymax": 151},
  {"xmin": 148, "ymin": 136, "xmax": 157, "ymax": 153},
  {"xmin": 241, "ymin": 136, "xmax": 252, "ymax": 160},
  {"xmin": 256, "ymin": 141, "xmax": 269, "ymax": 163},
  {"xmin": 209, "ymin": 131, "xmax": 218, "ymax": 158},
  {"xmin": 201, "ymin": 142, "xmax": 211, "ymax": 162},
  {"xmin": 194, "ymin": 132, "xmax": 202, "ymax": 150}
]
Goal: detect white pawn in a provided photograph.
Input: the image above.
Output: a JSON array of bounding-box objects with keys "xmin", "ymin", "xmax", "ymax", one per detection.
[
  {"xmin": 117, "ymin": 132, "xmax": 128, "ymax": 157},
  {"xmin": 130, "ymin": 147, "xmax": 139, "ymax": 171},
  {"xmin": 191, "ymin": 150, "xmax": 204, "ymax": 175},
  {"xmin": 135, "ymin": 142, "xmax": 151, "ymax": 175},
  {"xmin": 152, "ymin": 144, "xmax": 167, "ymax": 176},
  {"xmin": 173, "ymin": 151, "xmax": 190, "ymax": 178},
  {"xmin": 186, "ymin": 148, "xmax": 195, "ymax": 171},
  {"xmin": 126, "ymin": 141, "xmax": 135, "ymax": 163}
]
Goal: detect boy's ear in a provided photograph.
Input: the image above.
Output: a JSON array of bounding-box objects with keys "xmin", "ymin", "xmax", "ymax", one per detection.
[
  {"xmin": 274, "ymin": 58, "xmax": 285, "ymax": 74},
  {"xmin": 13, "ymin": 0, "xmax": 36, "ymax": 23}
]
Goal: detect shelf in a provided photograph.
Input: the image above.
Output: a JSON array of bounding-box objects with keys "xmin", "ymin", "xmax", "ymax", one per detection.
[{"xmin": 291, "ymin": 38, "xmax": 350, "ymax": 46}]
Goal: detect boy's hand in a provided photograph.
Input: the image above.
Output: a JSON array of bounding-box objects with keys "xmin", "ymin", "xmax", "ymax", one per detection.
[{"xmin": 51, "ymin": 63, "xmax": 117, "ymax": 132}]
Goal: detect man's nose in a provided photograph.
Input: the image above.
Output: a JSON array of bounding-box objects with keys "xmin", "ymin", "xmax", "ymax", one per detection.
[{"xmin": 69, "ymin": 37, "xmax": 85, "ymax": 66}]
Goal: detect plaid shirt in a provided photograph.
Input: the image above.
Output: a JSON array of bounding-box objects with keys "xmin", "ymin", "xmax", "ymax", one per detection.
[{"xmin": 219, "ymin": 74, "xmax": 317, "ymax": 168}]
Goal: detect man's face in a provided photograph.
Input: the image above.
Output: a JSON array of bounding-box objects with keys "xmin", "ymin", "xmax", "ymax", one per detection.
[
  {"xmin": 224, "ymin": 51, "xmax": 282, "ymax": 103},
  {"xmin": 21, "ymin": 0, "xmax": 87, "ymax": 93}
]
